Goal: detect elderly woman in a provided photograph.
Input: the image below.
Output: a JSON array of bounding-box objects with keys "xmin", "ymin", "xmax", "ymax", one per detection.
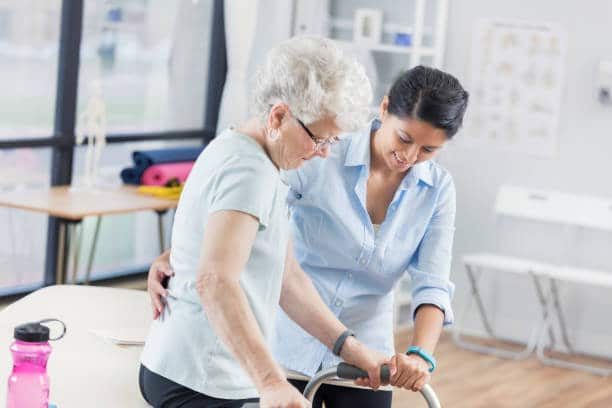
[
  {"xmin": 150, "ymin": 65, "xmax": 469, "ymax": 407},
  {"xmin": 139, "ymin": 36, "xmax": 384, "ymax": 408}
]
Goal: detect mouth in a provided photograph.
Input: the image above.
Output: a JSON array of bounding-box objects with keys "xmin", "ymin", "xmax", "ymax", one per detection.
[{"xmin": 392, "ymin": 151, "xmax": 409, "ymax": 167}]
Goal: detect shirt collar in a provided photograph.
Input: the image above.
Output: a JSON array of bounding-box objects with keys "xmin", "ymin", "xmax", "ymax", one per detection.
[
  {"xmin": 405, "ymin": 161, "xmax": 434, "ymax": 188},
  {"xmin": 343, "ymin": 119, "xmax": 377, "ymax": 167},
  {"xmin": 344, "ymin": 119, "xmax": 435, "ymax": 188}
]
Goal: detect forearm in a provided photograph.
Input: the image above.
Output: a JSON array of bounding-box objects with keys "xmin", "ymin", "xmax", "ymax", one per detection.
[
  {"xmin": 160, "ymin": 248, "xmax": 171, "ymax": 261},
  {"xmin": 197, "ymin": 273, "xmax": 285, "ymax": 391},
  {"xmin": 409, "ymin": 304, "xmax": 445, "ymax": 354},
  {"xmin": 279, "ymin": 263, "xmax": 345, "ymax": 350}
]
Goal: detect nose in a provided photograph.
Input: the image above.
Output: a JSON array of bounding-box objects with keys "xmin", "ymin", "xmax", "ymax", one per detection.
[
  {"xmin": 315, "ymin": 144, "xmax": 331, "ymax": 158},
  {"xmin": 405, "ymin": 145, "xmax": 419, "ymax": 164}
]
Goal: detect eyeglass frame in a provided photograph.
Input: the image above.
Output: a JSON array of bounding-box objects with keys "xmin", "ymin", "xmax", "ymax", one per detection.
[{"xmin": 295, "ymin": 118, "xmax": 340, "ymax": 151}]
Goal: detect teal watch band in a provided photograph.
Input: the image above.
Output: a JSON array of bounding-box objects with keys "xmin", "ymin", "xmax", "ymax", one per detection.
[{"xmin": 406, "ymin": 346, "xmax": 436, "ymax": 373}]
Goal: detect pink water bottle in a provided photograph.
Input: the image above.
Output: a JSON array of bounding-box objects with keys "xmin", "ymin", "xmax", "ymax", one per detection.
[{"xmin": 6, "ymin": 319, "xmax": 66, "ymax": 408}]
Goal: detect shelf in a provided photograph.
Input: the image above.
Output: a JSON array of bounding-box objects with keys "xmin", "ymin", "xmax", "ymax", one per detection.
[
  {"xmin": 332, "ymin": 39, "xmax": 435, "ymax": 56},
  {"xmin": 328, "ymin": 18, "xmax": 435, "ymax": 37}
]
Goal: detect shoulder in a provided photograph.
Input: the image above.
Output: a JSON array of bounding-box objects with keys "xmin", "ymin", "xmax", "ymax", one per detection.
[
  {"xmin": 424, "ymin": 160, "xmax": 455, "ymax": 192},
  {"xmin": 204, "ymin": 130, "xmax": 277, "ymax": 178}
]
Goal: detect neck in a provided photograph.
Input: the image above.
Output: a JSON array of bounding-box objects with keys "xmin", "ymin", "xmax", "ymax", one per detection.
[
  {"xmin": 235, "ymin": 118, "xmax": 280, "ymax": 169},
  {"xmin": 369, "ymin": 129, "xmax": 400, "ymax": 181}
]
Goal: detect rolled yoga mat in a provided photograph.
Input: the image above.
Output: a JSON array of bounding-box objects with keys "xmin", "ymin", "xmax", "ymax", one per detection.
[
  {"xmin": 132, "ymin": 147, "xmax": 204, "ymax": 168},
  {"xmin": 120, "ymin": 168, "xmax": 140, "ymax": 185},
  {"xmin": 141, "ymin": 162, "xmax": 195, "ymax": 186}
]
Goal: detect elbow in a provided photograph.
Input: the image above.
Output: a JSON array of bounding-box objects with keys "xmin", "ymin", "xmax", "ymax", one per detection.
[
  {"xmin": 279, "ymin": 270, "xmax": 305, "ymax": 311},
  {"xmin": 196, "ymin": 268, "xmax": 230, "ymax": 308},
  {"xmin": 279, "ymin": 275, "xmax": 298, "ymax": 311}
]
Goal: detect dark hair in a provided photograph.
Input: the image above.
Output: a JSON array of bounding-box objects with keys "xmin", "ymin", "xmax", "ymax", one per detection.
[{"xmin": 387, "ymin": 65, "xmax": 469, "ymax": 138}]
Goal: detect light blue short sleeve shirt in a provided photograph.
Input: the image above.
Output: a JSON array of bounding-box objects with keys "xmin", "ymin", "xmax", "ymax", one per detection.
[
  {"xmin": 141, "ymin": 129, "xmax": 289, "ymax": 399},
  {"xmin": 272, "ymin": 120, "xmax": 456, "ymax": 376}
]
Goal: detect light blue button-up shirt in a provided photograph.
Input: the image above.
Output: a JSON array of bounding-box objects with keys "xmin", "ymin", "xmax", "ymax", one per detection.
[{"xmin": 272, "ymin": 120, "xmax": 456, "ymax": 377}]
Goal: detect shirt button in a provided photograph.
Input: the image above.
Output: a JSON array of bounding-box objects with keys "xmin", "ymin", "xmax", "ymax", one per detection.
[
  {"xmin": 348, "ymin": 273, "xmax": 353, "ymax": 279},
  {"xmin": 334, "ymin": 299, "xmax": 343, "ymax": 307},
  {"xmin": 360, "ymin": 259, "xmax": 367, "ymax": 265},
  {"xmin": 295, "ymin": 193, "xmax": 302, "ymax": 199}
]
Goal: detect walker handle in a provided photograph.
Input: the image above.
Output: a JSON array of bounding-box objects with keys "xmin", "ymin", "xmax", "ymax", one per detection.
[{"xmin": 336, "ymin": 362, "xmax": 391, "ymax": 382}]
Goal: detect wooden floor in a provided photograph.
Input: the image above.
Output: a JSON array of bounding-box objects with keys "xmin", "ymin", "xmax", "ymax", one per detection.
[{"xmin": 392, "ymin": 329, "xmax": 612, "ymax": 407}]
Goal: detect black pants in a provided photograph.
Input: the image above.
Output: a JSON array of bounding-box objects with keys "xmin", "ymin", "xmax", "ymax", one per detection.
[
  {"xmin": 139, "ymin": 364, "xmax": 259, "ymax": 408},
  {"xmin": 288, "ymin": 379, "xmax": 392, "ymax": 408}
]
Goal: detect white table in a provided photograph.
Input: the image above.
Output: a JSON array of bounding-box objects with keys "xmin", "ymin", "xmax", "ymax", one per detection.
[
  {"xmin": 0, "ymin": 285, "xmax": 391, "ymax": 407},
  {"xmin": 0, "ymin": 285, "xmax": 151, "ymax": 407}
]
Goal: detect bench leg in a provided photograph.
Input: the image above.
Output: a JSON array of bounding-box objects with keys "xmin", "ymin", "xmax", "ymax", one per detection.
[
  {"xmin": 550, "ymin": 279, "xmax": 573, "ymax": 353},
  {"xmin": 466, "ymin": 265, "xmax": 496, "ymax": 337},
  {"xmin": 452, "ymin": 264, "xmax": 542, "ymax": 360},
  {"xmin": 535, "ymin": 278, "xmax": 612, "ymax": 377},
  {"xmin": 532, "ymin": 273, "xmax": 557, "ymax": 350}
]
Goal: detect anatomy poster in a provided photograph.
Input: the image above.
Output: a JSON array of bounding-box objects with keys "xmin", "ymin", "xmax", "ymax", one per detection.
[{"xmin": 463, "ymin": 19, "xmax": 566, "ymax": 157}]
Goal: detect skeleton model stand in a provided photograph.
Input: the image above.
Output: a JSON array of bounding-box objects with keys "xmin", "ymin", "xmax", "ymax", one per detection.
[{"xmin": 75, "ymin": 80, "xmax": 107, "ymax": 190}]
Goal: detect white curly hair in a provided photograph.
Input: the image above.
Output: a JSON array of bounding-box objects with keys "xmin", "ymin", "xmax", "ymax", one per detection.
[{"xmin": 251, "ymin": 36, "xmax": 372, "ymax": 132}]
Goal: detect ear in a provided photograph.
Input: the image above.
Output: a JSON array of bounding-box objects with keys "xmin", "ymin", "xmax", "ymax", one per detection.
[
  {"xmin": 380, "ymin": 96, "xmax": 389, "ymax": 119},
  {"xmin": 268, "ymin": 103, "xmax": 290, "ymax": 130}
]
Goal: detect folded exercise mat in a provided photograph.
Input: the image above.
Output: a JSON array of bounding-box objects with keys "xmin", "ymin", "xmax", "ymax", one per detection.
[
  {"xmin": 141, "ymin": 162, "xmax": 194, "ymax": 186},
  {"xmin": 138, "ymin": 185, "xmax": 183, "ymax": 200},
  {"xmin": 132, "ymin": 147, "xmax": 204, "ymax": 168}
]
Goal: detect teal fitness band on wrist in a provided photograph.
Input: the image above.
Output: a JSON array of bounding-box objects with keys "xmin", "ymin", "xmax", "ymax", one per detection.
[{"xmin": 406, "ymin": 346, "xmax": 436, "ymax": 373}]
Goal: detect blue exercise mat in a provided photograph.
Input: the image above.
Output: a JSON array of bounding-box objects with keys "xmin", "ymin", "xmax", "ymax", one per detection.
[
  {"xmin": 132, "ymin": 147, "xmax": 204, "ymax": 168},
  {"xmin": 120, "ymin": 168, "xmax": 140, "ymax": 185}
]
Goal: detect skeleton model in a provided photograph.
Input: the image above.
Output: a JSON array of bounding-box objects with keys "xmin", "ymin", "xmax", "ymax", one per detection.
[{"xmin": 76, "ymin": 80, "xmax": 107, "ymax": 189}]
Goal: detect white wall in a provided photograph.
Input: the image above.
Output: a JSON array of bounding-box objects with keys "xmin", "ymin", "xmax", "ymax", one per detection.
[{"xmin": 440, "ymin": 0, "xmax": 612, "ymax": 357}]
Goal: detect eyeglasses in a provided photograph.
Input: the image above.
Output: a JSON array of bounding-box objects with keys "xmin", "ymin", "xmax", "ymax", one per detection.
[{"xmin": 295, "ymin": 118, "xmax": 341, "ymax": 151}]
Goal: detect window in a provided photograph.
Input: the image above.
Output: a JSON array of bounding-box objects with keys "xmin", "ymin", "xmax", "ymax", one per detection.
[
  {"xmin": 0, "ymin": 0, "xmax": 225, "ymax": 296},
  {"xmin": 0, "ymin": 1, "xmax": 61, "ymax": 139},
  {"xmin": 0, "ymin": 148, "xmax": 52, "ymax": 291},
  {"xmin": 77, "ymin": 0, "xmax": 213, "ymax": 134}
]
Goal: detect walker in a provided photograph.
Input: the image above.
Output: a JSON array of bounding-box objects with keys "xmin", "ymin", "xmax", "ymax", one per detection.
[{"xmin": 244, "ymin": 362, "xmax": 441, "ymax": 407}]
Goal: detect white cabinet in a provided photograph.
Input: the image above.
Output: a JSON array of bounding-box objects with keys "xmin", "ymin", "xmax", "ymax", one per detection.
[{"xmin": 293, "ymin": 0, "xmax": 449, "ymax": 114}]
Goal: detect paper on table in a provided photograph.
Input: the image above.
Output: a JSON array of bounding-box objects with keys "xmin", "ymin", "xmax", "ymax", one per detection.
[{"xmin": 89, "ymin": 327, "xmax": 148, "ymax": 346}]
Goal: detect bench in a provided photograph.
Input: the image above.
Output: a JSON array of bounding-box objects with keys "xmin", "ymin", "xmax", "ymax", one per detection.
[{"xmin": 453, "ymin": 186, "xmax": 612, "ymax": 376}]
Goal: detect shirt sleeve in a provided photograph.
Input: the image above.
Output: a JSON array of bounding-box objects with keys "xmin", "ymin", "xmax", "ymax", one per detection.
[
  {"xmin": 407, "ymin": 174, "xmax": 457, "ymax": 326},
  {"xmin": 207, "ymin": 155, "xmax": 277, "ymax": 230}
]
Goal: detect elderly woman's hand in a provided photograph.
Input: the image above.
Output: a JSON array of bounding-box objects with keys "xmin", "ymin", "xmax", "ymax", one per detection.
[
  {"xmin": 388, "ymin": 352, "xmax": 431, "ymax": 392},
  {"xmin": 259, "ymin": 379, "xmax": 308, "ymax": 408},
  {"xmin": 148, "ymin": 249, "xmax": 174, "ymax": 319}
]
